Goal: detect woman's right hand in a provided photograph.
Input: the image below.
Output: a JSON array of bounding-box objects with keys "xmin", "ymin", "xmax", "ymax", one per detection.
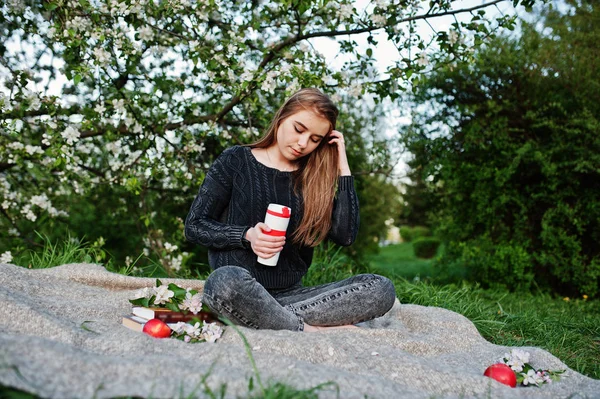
[{"xmin": 245, "ymin": 222, "xmax": 285, "ymax": 259}]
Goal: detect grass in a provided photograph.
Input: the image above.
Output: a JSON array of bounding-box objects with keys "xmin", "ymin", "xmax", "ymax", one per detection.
[
  {"xmin": 367, "ymin": 241, "xmax": 437, "ymax": 280},
  {"xmin": 12, "ymin": 232, "xmax": 112, "ymax": 270},
  {"xmin": 370, "ymin": 243, "xmax": 600, "ymax": 380}
]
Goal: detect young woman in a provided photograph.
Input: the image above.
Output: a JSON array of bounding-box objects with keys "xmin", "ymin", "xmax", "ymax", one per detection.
[{"xmin": 185, "ymin": 88, "xmax": 396, "ymax": 331}]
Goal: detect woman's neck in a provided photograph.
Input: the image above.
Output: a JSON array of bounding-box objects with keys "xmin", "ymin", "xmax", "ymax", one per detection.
[{"xmin": 265, "ymin": 146, "xmax": 297, "ymax": 172}]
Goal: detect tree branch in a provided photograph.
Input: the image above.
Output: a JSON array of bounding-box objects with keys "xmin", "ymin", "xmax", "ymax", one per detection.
[{"xmin": 300, "ymin": 0, "xmax": 506, "ymax": 40}]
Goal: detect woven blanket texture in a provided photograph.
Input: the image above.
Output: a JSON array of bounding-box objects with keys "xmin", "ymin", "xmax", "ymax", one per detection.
[{"xmin": 0, "ymin": 263, "xmax": 598, "ymax": 399}]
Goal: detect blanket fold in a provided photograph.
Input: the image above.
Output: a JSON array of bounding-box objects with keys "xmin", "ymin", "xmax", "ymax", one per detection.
[{"xmin": 0, "ymin": 263, "xmax": 597, "ymax": 398}]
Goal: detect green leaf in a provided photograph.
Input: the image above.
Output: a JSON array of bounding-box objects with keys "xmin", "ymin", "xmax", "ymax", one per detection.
[
  {"xmin": 129, "ymin": 297, "xmax": 145, "ymax": 306},
  {"xmin": 80, "ymin": 321, "xmax": 99, "ymax": 334},
  {"xmin": 166, "ymin": 302, "xmax": 180, "ymax": 312},
  {"xmin": 74, "ymin": 74, "xmax": 82, "ymax": 85},
  {"xmin": 168, "ymin": 283, "xmax": 187, "ymax": 298},
  {"xmin": 156, "ymin": 279, "xmax": 162, "ymax": 287},
  {"xmin": 366, "ymin": 48, "xmax": 373, "ymax": 58}
]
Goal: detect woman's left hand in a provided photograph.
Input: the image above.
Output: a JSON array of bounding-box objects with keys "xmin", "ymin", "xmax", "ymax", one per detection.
[{"xmin": 328, "ymin": 130, "xmax": 351, "ymax": 176}]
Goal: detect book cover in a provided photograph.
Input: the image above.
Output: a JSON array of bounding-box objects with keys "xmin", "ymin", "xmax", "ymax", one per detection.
[
  {"xmin": 121, "ymin": 315, "xmax": 148, "ymax": 332},
  {"xmin": 131, "ymin": 307, "xmax": 218, "ymax": 323},
  {"xmin": 121, "ymin": 315, "xmax": 179, "ymax": 332}
]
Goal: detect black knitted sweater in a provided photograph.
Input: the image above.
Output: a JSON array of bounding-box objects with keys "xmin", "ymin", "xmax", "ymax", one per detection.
[{"xmin": 184, "ymin": 145, "xmax": 360, "ymax": 289}]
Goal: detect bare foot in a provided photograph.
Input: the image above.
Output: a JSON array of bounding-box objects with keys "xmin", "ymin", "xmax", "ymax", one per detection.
[{"xmin": 303, "ymin": 323, "xmax": 359, "ymax": 332}]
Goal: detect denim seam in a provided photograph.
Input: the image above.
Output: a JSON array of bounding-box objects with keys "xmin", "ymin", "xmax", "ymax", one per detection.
[
  {"xmin": 284, "ymin": 304, "xmax": 305, "ymax": 331},
  {"xmin": 205, "ymin": 293, "xmax": 260, "ymax": 329},
  {"xmin": 294, "ymin": 280, "xmax": 378, "ymax": 312}
]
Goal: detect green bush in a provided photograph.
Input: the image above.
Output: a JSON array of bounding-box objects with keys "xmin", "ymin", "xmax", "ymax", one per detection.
[
  {"xmin": 413, "ymin": 237, "xmax": 441, "ymax": 259},
  {"xmin": 400, "ymin": 226, "xmax": 431, "ymax": 243},
  {"xmin": 401, "ymin": 5, "xmax": 600, "ymax": 297},
  {"xmin": 399, "ymin": 226, "xmax": 413, "ymax": 242},
  {"xmin": 439, "ymin": 238, "xmax": 535, "ymax": 290},
  {"xmin": 411, "ymin": 226, "xmax": 431, "ymax": 240}
]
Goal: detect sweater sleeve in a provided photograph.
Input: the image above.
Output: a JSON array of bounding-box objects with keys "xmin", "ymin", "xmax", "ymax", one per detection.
[
  {"xmin": 328, "ymin": 175, "xmax": 360, "ymax": 246},
  {"xmin": 184, "ymin": 147, "xmax": 249, "ymax": 250}
]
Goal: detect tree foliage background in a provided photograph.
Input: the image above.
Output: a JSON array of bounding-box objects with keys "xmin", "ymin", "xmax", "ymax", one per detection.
[
  {"xmin": 1, "ymin": 0, "xmax": 530, "ymax": 275},
  {"xmin": 401, "ymin": 0, "xmax": 599, "ymax": 297}
]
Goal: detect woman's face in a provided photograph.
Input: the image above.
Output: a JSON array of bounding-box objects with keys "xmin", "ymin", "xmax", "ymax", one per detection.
[{"xmin": 275, "ymin": 109, "xmax": 331, "ymax": 162}]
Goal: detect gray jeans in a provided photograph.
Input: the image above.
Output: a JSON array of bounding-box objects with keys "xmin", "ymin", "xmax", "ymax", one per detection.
[{"xmin": 202, "ymin": 266, "xmax": 396, "ymax": 331}]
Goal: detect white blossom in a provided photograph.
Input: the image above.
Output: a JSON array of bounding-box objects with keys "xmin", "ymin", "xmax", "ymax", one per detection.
[
  {"xmin": 25, "ymin": 145, "xmax": 44, "ymax": 155},
  {"xmin": 112, "ymin": 99, "xmax": 126, "ymax": 113},
  {"xmin": 21, "ymin": 204, "xmax": 37, "ymax": 222},
  {"xmin": 139, "ymin": 26, "xmax": 154, "ymax": 41},
  {"xmin": 42, "ymin": 133, "xmax": 51, "ymax": 146},
  {"xmin": 171, "ymin": 321, "xmax": 188, "ymax": 334},
  {"xmin": 182, "ymin": 292, "xmax": 203, "ymax": 314},
  {"xmin": 183, "ymin": 321, "xmax": 202, "ymax": 338},
  {"xmin": 338, "ymin": 4, "xmax": 353, "ymax": 20},
  {"xmin": 93, "ymin": 47, "xmax": 111, "ymax": 64},
  {"xmin": 30, "ymin": 194, "xmax": 52, "ymax": 210},
  {"xmin": 286, "ymin": 78, "xmax": 301, "ymax": 94},
  {"xmin": 201, "ymin": 322, "xmax": 223, "ymax": 343},
  {"xmin": 184, "ymin": 142, "xmax": 205, "ymax": 154},
  {"xmin": 240, "ymin": 70, "xmax": 255, "ymax": 83},
  {"xmin": 503, "ymin": 349, "xmax": 530, "ymax": 372},
  {"xmin": 522, "ymin": 369, "xmax": 545, "ymax": 386},
  {"xmin": 94, "ymin": 102, "xmax": 106, "ymax": 114},
  {"xmin": 130, "ymin": 0, "xmax": 144, "ymax": 15},
  {"xmin": 348, "ymin": 82, "xmax": 362, "ymax": 97},
  {"xmin": 169, "ymin": 254, "xmax": 183, "ymax": 272},
  {"xmin": 132, "ymin": 287, "xmax": 152, "ymax": 299},
  {"xmin": 0, "ymin": 251, "xmax": 13, "ymax": 264},
  {"xmin": 8, "ymin": 228, "xmax": 20, "ymax": 237},
  {"xmin": 8, "ymin": 142, "xmax": 24, "ymax": 151},
  {"xmin": 153, "ymin": 285, "xmax": 175, "ymax": 305},
  {"xmin": 132, "ymin": 122, "xmax": 143, "ymax": 134},
  {"xmin": 448, "ymin": 29, "xmax": 459, "ymax": 45},
  {"xmin": 164, "ymin": 242, "xmax": 178, "ymax": 253},
  {"xmin": 261, "ymin": 75, "xmax": 277, "ymax": 94},
  {"xmin": 29, "ymin": 96, "xmax": 41, "ymax": 111},
  {"xmin": 370, "ymin": 14, "xmax": 387, "ymax": 26},
  {"xmin": 323, "ymin": 75, "xmax": 337, "ymax": 86},
  {"xmin": 61, "ymin": 126, "xmax": 80, "ymax": 145},
  {"xmin": 416, "ymin": 52, "xmax": 429, "ymax": 67}
]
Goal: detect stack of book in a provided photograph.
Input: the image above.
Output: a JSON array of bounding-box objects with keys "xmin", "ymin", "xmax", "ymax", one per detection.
[{"xmin": 122, "ymin": 307, "xmax": 218, "ymax": 332}]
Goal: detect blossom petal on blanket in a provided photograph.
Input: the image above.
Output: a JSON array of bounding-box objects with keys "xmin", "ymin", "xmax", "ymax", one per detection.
[{"xmin": 0, "ymin": 263, "xmax": 597, "ymax": 399}]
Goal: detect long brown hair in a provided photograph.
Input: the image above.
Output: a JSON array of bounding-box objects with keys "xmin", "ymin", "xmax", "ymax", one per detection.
[{"xmin": 251, "ymin": 88, "xmax": 339, "ymax": 247}]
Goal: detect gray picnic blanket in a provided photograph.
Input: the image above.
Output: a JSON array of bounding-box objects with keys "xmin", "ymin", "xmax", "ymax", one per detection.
[{"xmin": 0, "ymin": 262, "xmax": 598, "ymax": 398}]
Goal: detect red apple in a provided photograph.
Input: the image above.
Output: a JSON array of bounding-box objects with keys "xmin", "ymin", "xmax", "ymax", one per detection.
[
  {"xmin": 483, "ymin": 363, "xmax": 517, "ymax": 388},
  {"xmin": 142, "ymin": 319, "xmax": 172, "ymax": 338}
]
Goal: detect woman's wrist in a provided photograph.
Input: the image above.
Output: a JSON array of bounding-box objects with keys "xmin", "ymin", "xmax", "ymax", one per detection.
[
  {"xmin": 339, "ymin": 153, "xmax": 351, "ymax": 176},
  {"xmin": 242, "ymin": 227, "xmax": 253, "ymax": 249}
]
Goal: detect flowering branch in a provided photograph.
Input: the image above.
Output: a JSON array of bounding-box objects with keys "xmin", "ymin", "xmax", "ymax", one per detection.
[
  {"xmin": 130, "ymin": 279, "xmax": 223, "ymax": 343},
  {"xmin": 500, "ymin": 349, "xmax": 565, "ymax": 387}
]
